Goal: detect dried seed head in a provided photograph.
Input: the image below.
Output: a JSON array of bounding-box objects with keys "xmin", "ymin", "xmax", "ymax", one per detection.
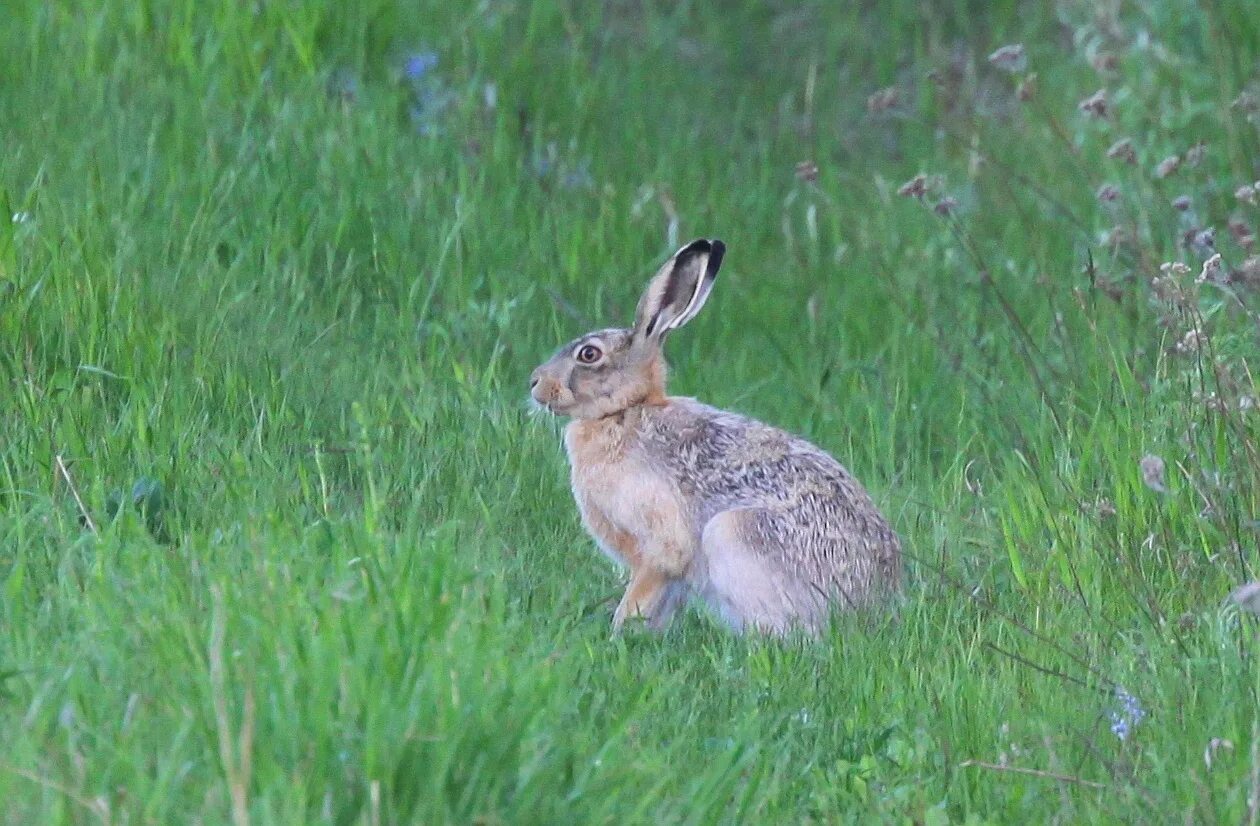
[
  {"xmin": 1016, "ymin": 74, "xmax": 1037, "ymax": 101},
  {"xmin": 1189, "ymin": 227, "xmax": 1217, "ymax": 256},
  {"xmin": 1150, "ymin": 276, "xmax": 1186, "ymax": 303},
  {"xmin": 1096, "ymin": 498, "xmax": 1117, "ymax": 518},
  {"xmin": 1107, "ymin": 138, "xmax": 1137, "ymax": 164},
  {"xmin": 1233, "ymin": 91, "xmax": 1260, "ymax": 114},
  {"xmin": 1078, "ymin": 89, "xmax": 1108, "ymax": 118},
  {"xmin": 1176, "ymin": 329, "xmax": 1208, "ymax": 354},
  {"xmin": 1154, "ymin": 155, "xmax": 1181, "ymax": 179},
  {"xmin": 1229, "ymin": 219, "xmax": 1255, "ymax": 251},
  {"xmin": 1205, "ymin": 738, "xmax": 1236, "ymax": 771},
  {"xmin": 1185, "ymin": 141, "xmax": 1207, "ymax": 167},
  {"xmin": 1230, "ymin": 581, "xmax": 1260, "ymax": 616},
  {"xmin": 1197, "ymin": 253, "xmax": 1224, "ymax": 284},
  {"xmin": 1236, "ymin": 184, "xmax": 1257, "ymax": 205},
  {"xmin": 897, "ymin": 173, "xmax": 930, "ymax": 199},
  {"xmin": 1237, "ymin": 257, "xmax": 1260, "ymax": 286},
  {"xmin": 866, "ymin": 86, "xmax": 900, "ymax": 113},
  {"xmin": 1172, "ymin": 195, "xmax": 1192, "ymax": 211},
  {"xmin": 988, "ymin": 44, "xmax": 1028, "ymax": 73},
  {"xmin": 1159, "ymin": 261, "xmax": 1192, "ymax": 276},
  {"xmin": 1101, "ymin": 225, "xmax": 1134, "ymax": 250},
  {"xmin": 1096, "ymin": 183, "xmax": 1121, "ymax": 203},
  {"xmin": 933, "ymin": 196, "xmax": 959, "ymax": 216},
  {"xmin": 1140, "ymin": 454, "xmax": 1168, "ymax": 492},
  {"xmin": 1091, "ymin": 52, "xmax": 1119, "ymax": 73},
  {"xmin": 795, "ymin": 160, "xmax": 819, "ymax": 183}
]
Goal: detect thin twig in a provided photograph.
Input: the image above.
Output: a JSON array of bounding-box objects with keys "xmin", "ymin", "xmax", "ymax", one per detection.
[
  {"xmin": 210, "ymin": 586, "xmax": 251, "ymax": 826},
  {"xmin": 0, "ymin": 759, "xmax": 111, "ymax": 823},
  {"xmin": 897, "ymin": 112, "xmax": 1094, "ymax": 238},
  {"xmin": 55, "ymin": 454, "xmax": 96, "ymax": 534},
  {"xmin": 1074, "ymin": 726, "xmax": 1162, "ymax": 813},
  {"xmin": 982, "ymin": 642, "xmax": 1099, "ymax": 693},
  {"xmin": 959, "ymin": 759, "xmax": 1106, "ymax": 789},
  {"xmin": 579, "ymin": 590, "xmax": 621, "ymax": 620},
  {"xmin": 1248, "ymin": 715, "xmax": 1259, "ymax": 826},
  {"xmin": 543, "ymin": 285, "xmax": 591, "ymax": 326},
  {"xmin": 907, "ymin": 549, "xmax": 1116, "ymax": 690},
  {"xmin": 239, "ymin": 687, "xmax": 254, "ymax": 815},
  {"xmin": 944, "ymin": 217, "xmax": 1066, "ymax": 433}
]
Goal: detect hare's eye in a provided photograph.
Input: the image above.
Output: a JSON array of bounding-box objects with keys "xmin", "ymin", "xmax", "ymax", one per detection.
[{"xmin": 576, "ymin": 344, "xmax": 603, "ymax": 364}]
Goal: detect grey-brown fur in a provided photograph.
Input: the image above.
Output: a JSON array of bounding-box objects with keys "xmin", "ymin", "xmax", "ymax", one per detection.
[
  {"xmin": 636, "ymin": 400, "xmax": 901, "ymax": 630},
  {"xmin": 530, "ymin": 238, "xmax": 901, "ymax": 636}
]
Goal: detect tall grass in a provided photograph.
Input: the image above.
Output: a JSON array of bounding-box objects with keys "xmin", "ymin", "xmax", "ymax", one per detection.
[{"xmin": 3, "ymin": 0, "xmax": 1260, "ymax": 821}]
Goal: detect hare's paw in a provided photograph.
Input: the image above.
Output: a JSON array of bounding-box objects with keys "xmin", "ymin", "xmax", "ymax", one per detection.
[{"xmin": 612, "ymin": 569, "xmax": 686, "ymax": 632}]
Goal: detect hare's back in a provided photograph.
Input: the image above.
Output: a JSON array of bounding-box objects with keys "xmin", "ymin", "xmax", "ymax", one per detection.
[{"xmin": 642, "ymin": 399, "xmax": 885, "ymax": 518}]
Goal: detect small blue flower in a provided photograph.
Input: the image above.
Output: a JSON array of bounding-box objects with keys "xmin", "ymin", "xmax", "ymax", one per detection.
[
  {"xmin": 561, "ymin": 158, "xmax": 594, "ymax": 190},
  {"xmin": 404, "ymin": 51, "xmax": 438, "ymax": 81},
  {"xmin": 327, "ymin": 68, "xmax": 359, "ymax": 102},
  {"xmin": 1108, "ymin": 686, "xmax": 1146, "ymax": 741}
]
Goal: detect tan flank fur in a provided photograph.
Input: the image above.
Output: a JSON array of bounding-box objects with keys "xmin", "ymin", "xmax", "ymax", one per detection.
[{"xmin": 530, "ymin": 239, "xmax": 901, "ymax": 635}]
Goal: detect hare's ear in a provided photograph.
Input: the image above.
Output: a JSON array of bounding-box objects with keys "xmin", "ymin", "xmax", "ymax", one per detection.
[{"xmin": 632, "ymin": 238, "xmax": 725, "ymax": 343}]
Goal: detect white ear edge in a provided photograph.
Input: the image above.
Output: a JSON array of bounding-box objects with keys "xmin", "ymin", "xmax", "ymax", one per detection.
[
  {"xmin": 665, "ymin": 239, "xmax": 724, "ymax": 331},
  {"xmin": 633, "ymin": 238, "xmax": 726, "ymax": 341}
]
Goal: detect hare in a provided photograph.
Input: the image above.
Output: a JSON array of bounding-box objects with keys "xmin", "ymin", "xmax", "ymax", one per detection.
[{"xmin": 530, "ymin": 239, "xmax": 901, "ymax": 635}]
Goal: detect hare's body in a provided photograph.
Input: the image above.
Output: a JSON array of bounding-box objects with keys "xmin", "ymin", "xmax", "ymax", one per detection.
[
  {"xmin": 532, "ymin": 239, "xmax": 900, "ymax": 636},
  {"xmin": 566, "ymin": 399, "xmax": 899, "ymax": 633}
]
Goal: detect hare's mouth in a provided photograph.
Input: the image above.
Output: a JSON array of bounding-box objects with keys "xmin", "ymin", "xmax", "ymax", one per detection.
[
  {"xmin": 530, "ymin": 396, "xmax": 575, "ymax": 416},
  {"xmin": 528, "ymin": 396, "xmax": 557, "ymax": 414}
]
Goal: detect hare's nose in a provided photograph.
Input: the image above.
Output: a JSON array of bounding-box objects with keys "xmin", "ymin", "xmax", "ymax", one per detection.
[{"xmin": 529, "ymin": 372, "xmax": 541, "ymax": 391}]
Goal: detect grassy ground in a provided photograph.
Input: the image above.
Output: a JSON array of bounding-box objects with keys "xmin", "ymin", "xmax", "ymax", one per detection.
[{"xmin": 3, "ymin": 0, "xmax": 1260, "ymax": 822}]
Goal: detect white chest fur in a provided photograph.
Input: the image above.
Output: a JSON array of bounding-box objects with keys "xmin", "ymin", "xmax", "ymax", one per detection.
[{"xmin": 563, "ymin": 414, "xmax": 694, "ymax": 575}]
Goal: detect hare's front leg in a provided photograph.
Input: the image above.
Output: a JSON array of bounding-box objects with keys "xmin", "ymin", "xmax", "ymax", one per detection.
[
  {"xmin": 574, "ymin": 497, "xmax": 681, "ymax": 628},
  {"xmin": 575, "ymin": 483, "xmax": 692, "ymax": 631},
  {"xmin": 613, "ymin": 568, "xmax": 686, "ymax": 631},
  {"xmin": 611, "ymin": 497, "xmax": 695, "ymax": 631},
  {"xmin": 575, "ymin": 493, "xmax": 643, "ymax": 568}
]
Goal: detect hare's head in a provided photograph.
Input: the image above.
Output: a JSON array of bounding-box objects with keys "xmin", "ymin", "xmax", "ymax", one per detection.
[{"xmin": 530, "ymin": 238, "xmax": 725, "ymax": 419}]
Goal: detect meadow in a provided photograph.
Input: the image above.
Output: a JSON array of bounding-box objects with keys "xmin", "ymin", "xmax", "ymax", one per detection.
[{"xmin": 3, "ymin": 0, "xmax": 1260, "ymax": 822}]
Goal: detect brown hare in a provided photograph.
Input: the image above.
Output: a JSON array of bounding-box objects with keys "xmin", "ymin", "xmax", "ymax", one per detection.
[{"xmin": 530, "ymin": 239, "xmax": 901, "ymax": 635}]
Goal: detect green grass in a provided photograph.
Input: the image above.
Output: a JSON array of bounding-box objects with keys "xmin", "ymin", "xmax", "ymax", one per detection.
[{"xmin": 3, "ymin": 0, "xmax": 1260, "ymax": 821}]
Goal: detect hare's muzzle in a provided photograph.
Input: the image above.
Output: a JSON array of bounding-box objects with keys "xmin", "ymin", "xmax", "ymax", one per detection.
[
  {"xmin": 528, "ymin": 369, "xmax": 548, "ymax": 403},
  {"xmin": 529, "ymin": 367, "xmax": 569, "ymax": 412}
]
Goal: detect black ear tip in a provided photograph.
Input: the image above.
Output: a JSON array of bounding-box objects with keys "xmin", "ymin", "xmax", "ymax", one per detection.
[
  {"xmin": 672, "ymin": 238, "xmax": 725, "ymax": 277},
  {"xmin": 677, "ymin": 238, "xmax": 726, "ymax": 258},
  {"xmin": 707, "ymin": 239, "xmax": 726, "ymax": 271}
]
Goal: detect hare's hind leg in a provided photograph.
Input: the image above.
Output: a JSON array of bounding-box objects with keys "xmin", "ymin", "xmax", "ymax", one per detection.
[{"xmin": 697, "ymin": 508, "xmax": 814, "ymax": 635}]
